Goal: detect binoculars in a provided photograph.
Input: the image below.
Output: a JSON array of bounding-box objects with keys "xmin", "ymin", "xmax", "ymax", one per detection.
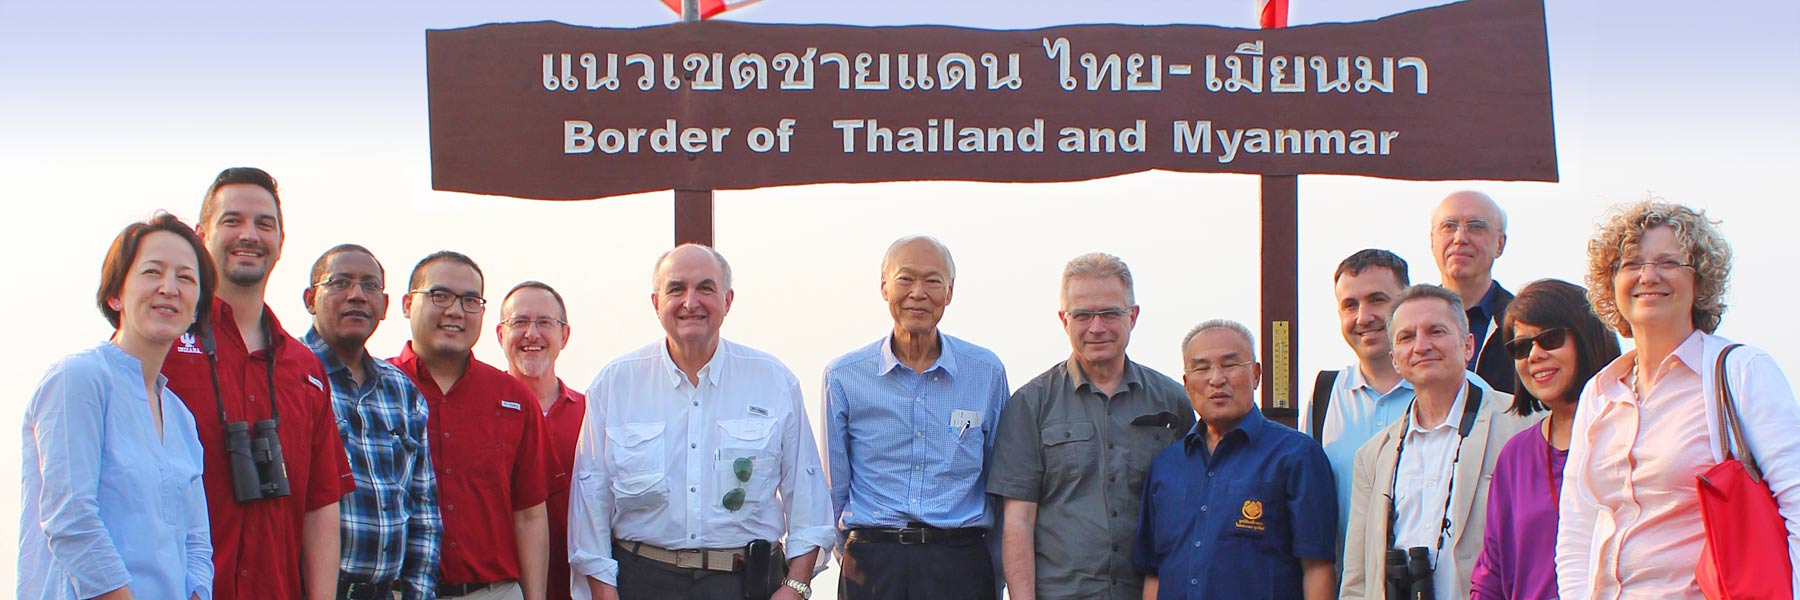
[
  {"xmin": 224, "ymin": 418, "xmax": 291, "ymax": 503},
  {"xmin": 1384, "ymin": 547, "xmax": 1434, "ymax": 600}
]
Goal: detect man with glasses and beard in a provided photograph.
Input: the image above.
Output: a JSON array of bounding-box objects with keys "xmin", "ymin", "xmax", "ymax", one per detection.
[
  {"xmin": 568, "ymin": 244, "xmax": 834, "ymax": 600},
  {"xmin": 497, "ymin": 281, "xmax": 584, "ymax": 600},
  {"xmin": 161, "ymin": 167, "xmax": 354, "ymax": 600}
]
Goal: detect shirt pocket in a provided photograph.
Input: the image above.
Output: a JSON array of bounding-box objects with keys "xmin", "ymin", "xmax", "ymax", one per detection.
[
  {"xmin": 945, "ymin": 419, "xmax": 986, "ymax": 479},
  {"xmin": 1041, "ymin": 421, "xmax": 1096, "ymax": 481},
  {"xmin": 607, "ymin": 422, "xmax": 667, "ymax": 476},
  {"xmin": 717, "ymin": 417, "xmax": 778, "ymax": 505},
  {"xmin": 1223, "ymin": 480, "xmax": 1284, "ymax": 543}
]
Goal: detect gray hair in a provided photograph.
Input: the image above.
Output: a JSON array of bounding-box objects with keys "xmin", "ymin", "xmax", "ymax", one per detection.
[
  {"xmin": 881, "ymin": 235, "xmax": 956, "ymax": 281},
  {"xmin": 651, "ymin": 243, "xmax": 733, "ymax": 293},
  {"xmin": 1061, "ymin": 252, "xmax": 1135, "ymax": 307},
  {"xmin": 1389, "ymin": 284, "xmax": 1469, "ymax": 339},
  {"xmin": 1181, "ymin": 319, "xmax": 1257, "ymax": 355}
]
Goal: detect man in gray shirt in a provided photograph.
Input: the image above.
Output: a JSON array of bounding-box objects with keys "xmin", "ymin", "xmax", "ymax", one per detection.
[{"xmin": 987, "ymin": 252, "xmax": 1194, "ymax": 600}]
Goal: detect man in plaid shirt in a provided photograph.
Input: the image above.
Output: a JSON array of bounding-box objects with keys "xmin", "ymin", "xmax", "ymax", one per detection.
[{"xmin": 303, "ymin": 244, "xmax": 444, "ymax": 599}]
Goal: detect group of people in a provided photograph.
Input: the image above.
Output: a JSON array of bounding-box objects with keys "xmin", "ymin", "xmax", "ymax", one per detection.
[{"xmin": 16, "ymin": 168, "xmax": 1800, "ymax": 600}]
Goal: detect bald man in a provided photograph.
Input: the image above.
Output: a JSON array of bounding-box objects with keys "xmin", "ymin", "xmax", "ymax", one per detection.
[{"xmin": 1428, "ymin": 191, "xmax": 1514, "ymax": 393}]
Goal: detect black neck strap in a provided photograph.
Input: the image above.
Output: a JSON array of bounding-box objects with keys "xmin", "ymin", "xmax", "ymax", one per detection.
[
  {"xmin": 203, "ymin": 309, "xmax": 282, "ymax": 426},
  {"xmin": 1385, "ymin": 385, "xmax": 1484, "ymax": 557}
]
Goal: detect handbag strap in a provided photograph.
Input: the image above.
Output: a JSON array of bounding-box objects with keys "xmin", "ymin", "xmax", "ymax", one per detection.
[{"xmin": 1712, "ymin": 343, "xmax": 1762, "ymax": 481}]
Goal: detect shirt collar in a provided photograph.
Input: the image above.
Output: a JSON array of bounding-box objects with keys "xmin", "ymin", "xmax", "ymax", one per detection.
[
  {"xmin": 1185, "ymin": 407, "xmax": 1268, "ymax": 451},
  {"xmin": 659, "ymin": 338, "xmax": 726, "ymax": 389},
  {"xmin": 1066, "ymin": 356, "xmax": 1143, "ymax": 394},
  {"xmin": 1596, "ymin": 330, "xmax": 1708, "ymax": 404},
  {"xmin": 1407, "ymin": 380, "xmax": 1470, "ymax": 434},
  {"xmin": 1468, "ymin": 280, "xmax": 1505, "ymax": 321},
  {"xmin": 1344, "ymin": 362, "xmax": 1415, "ymax": 394},
  {"xmin": 211, "ymin": 297, "xmax": 290, "ymax": 356},
  {"xmin": 554, "ymin": 378, "xmax": 584, "ymax": 406},
  {"xmin": 877, "ymin": 331, "xmax": 960, "ymax": 378},
  {"xmin": 101, "ymin": 341, "xmax": 169, "ymax": 389}
]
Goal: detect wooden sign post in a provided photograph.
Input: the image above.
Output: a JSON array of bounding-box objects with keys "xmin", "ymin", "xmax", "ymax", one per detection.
[{"xmin": 427, "ymin": 0, "xmax": 1557, "ymax": 424}]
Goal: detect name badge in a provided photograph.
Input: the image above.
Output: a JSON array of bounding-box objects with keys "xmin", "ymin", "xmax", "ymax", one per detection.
[
  {"xmin": 747, "ymin": 405, "xmax": 770, "ymax": 417},
  {"xmin": 500, "ymin": 400, "xmax": 522, "ymax": 411}
]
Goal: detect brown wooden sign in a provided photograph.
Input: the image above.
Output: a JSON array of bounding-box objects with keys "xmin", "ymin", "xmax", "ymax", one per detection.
[{"xmin": 427, "ymin": 0, "xmax": 1555, "ymax": 200}]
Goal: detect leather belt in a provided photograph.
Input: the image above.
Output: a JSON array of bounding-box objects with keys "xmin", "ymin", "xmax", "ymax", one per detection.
[
  {"xmin": 337, "ymin": 579, "xmax": 393, "ymax": 600},
  {"xmin": 848, "ymin": 525, "xmax": 987, "ymax": 545},
  {"xmin": 436, "ymin": 581, "xmax": 503, "ymax": 597},
  {"xmin": 619, "ymin": 540, "xmax": 746, "ymax": 572}
]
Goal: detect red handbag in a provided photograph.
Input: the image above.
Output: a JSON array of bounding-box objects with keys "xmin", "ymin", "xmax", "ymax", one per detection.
[{"xmin": 1696, "ymin": 344, "xmax": 1794, "ymax": 600}]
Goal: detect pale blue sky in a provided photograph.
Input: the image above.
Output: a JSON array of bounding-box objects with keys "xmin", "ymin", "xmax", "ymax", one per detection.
[{"xmin": 3, "ymin": 0, "xmax": 1797, "ymax": 595}]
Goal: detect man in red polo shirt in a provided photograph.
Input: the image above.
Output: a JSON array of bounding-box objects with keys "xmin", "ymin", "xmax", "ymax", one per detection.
[
  {"xmin": 391, "ymin": 251, "xmax": 557, "ymax": 600},
  {"xmin": 162, "ymin": 167, "xmax": 355, "ymax": 600},
  {"xmin": 497, "ymin": 281, "xmax": 586, "ymax": 600}
]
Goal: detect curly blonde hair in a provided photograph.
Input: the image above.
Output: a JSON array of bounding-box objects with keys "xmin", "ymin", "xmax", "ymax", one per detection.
[{"xmin": 1585, "ymin": 199, "xmax": 1731, "ymax": 337}]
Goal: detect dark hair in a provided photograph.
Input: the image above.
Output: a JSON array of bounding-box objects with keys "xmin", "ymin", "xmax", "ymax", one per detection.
[
  {"xmin": 198, "ymin": 167, "xmax": 283, "ymax": 228},
  {"xmin": 1502, "ymin": 279, "xmax": 1623, "ymax": 415},
  {"xmin": 503, "ymin": 280, "xmax": 568, "ymax": 322},
  {"xmin": 310, "ymin": 243, "xmax": 385, "ymax": 286},
  {"xmin": 97, "ymin": 212, "xmax": 217, "ymax": 334},
  {"xmin": 408, "ymin": 250, "xmax": 484, "ymax": 293},
  {"xmin": 1333, "ymin": 248, "xmax": 1410, "ymax": 286}
]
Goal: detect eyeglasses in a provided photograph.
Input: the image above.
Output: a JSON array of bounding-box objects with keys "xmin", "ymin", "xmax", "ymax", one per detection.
[
  {"xmin": 1185, "ymin": 361, "xmax": 1252, "ymax": 378},
  {"xmin": 1066, "ymin": 307, "xmax": 1132, "ymax": 325},
  {"xmin": 501, "ymin": 316, "xmax": 566, "ymax": 330},
  {"xmin": 1503, "ymin": 327, "xmax": 1570, "ymax": 360},
  {"xmin": 409, "ymin": 288, "xmax": 487, "ymax": 313},
  {"xmin": 313, "ymin": 276, "xmax": 384, "ymax": 295},
  {"xmin": 722, "ymin": 457, "xmax": 752, "ymax": 512},
  {"xmin": 1615, "ymin": 258, "xmax": 1693, "ymax": 275}
]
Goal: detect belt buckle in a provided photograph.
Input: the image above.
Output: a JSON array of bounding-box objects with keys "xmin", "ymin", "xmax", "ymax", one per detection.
[
  {"xmin": 675, "ymin": 549, "xmax": 706, "ymax": 570},
  {"xmin": 898, "ymin": 528, "xmax": 927, "ymax": 545}
]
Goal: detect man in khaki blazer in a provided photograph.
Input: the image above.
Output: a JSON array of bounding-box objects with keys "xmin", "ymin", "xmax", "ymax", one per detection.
[{"xmin": 1339, "ymin": 285, "xmax": 1533, "ymax": 600}]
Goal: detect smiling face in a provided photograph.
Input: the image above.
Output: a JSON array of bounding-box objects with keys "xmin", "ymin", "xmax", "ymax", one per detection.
[
  {"xmin": 1429, "ymin": 192, "xmax": 1506, "ymax": 286},
  {"xmin": 1613, "ymin": 225, "xmax": 1697, "ymax": 333},
  {"xmin": 1059, "ymin": 275, "xmax": 1138, "ymax": 370},
  {"xmin": 1334, "ymin": 266, "xmax": 1405, "ymax": 364},
  {"xmin": 881, "ymin": 239, "xmax": 954, "ymax": 338},
  {"xmin": 1390, "ymin": 296, "xmax": 1476, "ymax": 390},
  {"xmin": 1182, "ymin": 327, "xmax": 1262, "ymax": 431},
  {"xmin": 1510, "ymin": 321, "xmax": 1580, "ymax": 404},
  {"xmin": 653, "ymin": 246, "xmax": 733, "ymax": 354},
  {"xmin": 499, "ymin": 286, "xmax": 569, "ymax": 379},
  {"xmin": 112, "ymin": 231, "xmax": 204, "ymax": 348},
  {"xmin": 199, "ymin": 183, "xmax": 284, "ymax": 289},
  {"xmin": 304, "ymin": 250, "xmax": 387, "ymax": 350},
  {"xmin": 403, "ymin": 259, "xmax": 485, "ymax": 359}
]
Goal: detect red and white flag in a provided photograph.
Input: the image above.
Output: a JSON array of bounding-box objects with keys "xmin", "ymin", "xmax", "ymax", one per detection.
[
  {"xmin": 659, "ymin": 0, "xmax": 762, "ymax": 20},
  {"xmin": 1257, "ymin": 0, "xmax": 1288, "ymax": 29}
]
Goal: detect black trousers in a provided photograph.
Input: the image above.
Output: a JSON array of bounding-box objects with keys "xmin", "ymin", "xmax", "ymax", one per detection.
[
  {"xmin": 614, "ymin": 542, "xmax": 743, "ymax": 600},
  {"xmin": 838, "ymin": 535, "xmax": 997, "ymax": 600}
]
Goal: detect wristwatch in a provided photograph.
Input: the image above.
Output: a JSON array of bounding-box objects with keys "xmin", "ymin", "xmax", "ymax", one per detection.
[{"xmin": 782, "ymin": 577, "xmax": 812, "ymax": 599}]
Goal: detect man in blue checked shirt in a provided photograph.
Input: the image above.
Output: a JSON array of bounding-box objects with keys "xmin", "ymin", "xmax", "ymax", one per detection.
[
  {"xmin": 822, "ymin": 236, "xmax": 1010, "ymax": 600},
  {"xmin": 302, "ymin": 244, "xmax": 443, "ymax": 600}
]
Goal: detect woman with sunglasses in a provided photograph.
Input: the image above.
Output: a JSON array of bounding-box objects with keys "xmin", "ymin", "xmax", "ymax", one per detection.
[
  {"xmin": 1556, "ymin": 200, "xmax": 1800, "ymax": 598},
  {"xmin": 1469, "ymin": 279, "xmax": 1619, "ymax": 600},
  {"xmin": 18, "ymin": 213, "xmax": 217, "ymax": 600}
]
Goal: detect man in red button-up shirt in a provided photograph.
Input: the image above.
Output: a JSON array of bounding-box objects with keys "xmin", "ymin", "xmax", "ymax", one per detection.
[
  {"xmin": 391, "ymin": 251, "xmax": 558, "ymax": 600},
  {"xmin": 162, "ymin": 167, "xmax": 355, "ymax": 600},
  {"xmin": 497, "ymin": 281, "xmax": 587, "ymax": 600}
]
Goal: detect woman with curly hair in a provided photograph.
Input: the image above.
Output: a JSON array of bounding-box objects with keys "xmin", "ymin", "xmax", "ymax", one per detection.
[
  {"xmin": 1470, "ymin": 279, "xmax": 1620, "ymax": 599},
  {"xmin": 1555, "ymin": 199, "xmax": 1800, "ymax": 599}
]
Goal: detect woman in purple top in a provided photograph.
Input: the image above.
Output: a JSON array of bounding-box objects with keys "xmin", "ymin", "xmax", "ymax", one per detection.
[{"xmin": 1469, "ymin": 279, "xmax": 1620, "ymax": 600}]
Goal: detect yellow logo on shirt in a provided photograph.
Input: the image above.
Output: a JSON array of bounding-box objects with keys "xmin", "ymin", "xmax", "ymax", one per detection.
[{"xmin": 1236, "ymin": 500, "xmax": 1266, "ymax": 532}]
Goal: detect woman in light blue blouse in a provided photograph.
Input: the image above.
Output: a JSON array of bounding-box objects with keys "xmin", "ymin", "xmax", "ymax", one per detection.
[{"xmin": 19, "ymin": 213, "xmax": 218, "ymax": 600}]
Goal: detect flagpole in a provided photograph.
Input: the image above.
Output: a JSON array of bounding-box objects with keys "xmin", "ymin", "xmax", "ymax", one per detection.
[
  {"xmin": 674, "ymin": 0, "xmax": 715, "ymax": 247},
  {"xmin": 1258, "ymin": 0, "xmax": 1298, "ymax": 427}
]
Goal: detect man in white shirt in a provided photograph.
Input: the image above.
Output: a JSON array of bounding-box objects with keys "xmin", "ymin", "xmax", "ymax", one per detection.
[
  {"xmin": 1339, "ymin": 285, "xmax": 1531, "ymax": 600},
  {"xmin": 568, "ymin": 244, "xmax": 834, "ymax": 600}
]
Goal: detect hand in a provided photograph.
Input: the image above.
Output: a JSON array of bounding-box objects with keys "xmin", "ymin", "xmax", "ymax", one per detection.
[{"xmin": 770, "ymin": 587, "xmax": 804, "ymax": 600}]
